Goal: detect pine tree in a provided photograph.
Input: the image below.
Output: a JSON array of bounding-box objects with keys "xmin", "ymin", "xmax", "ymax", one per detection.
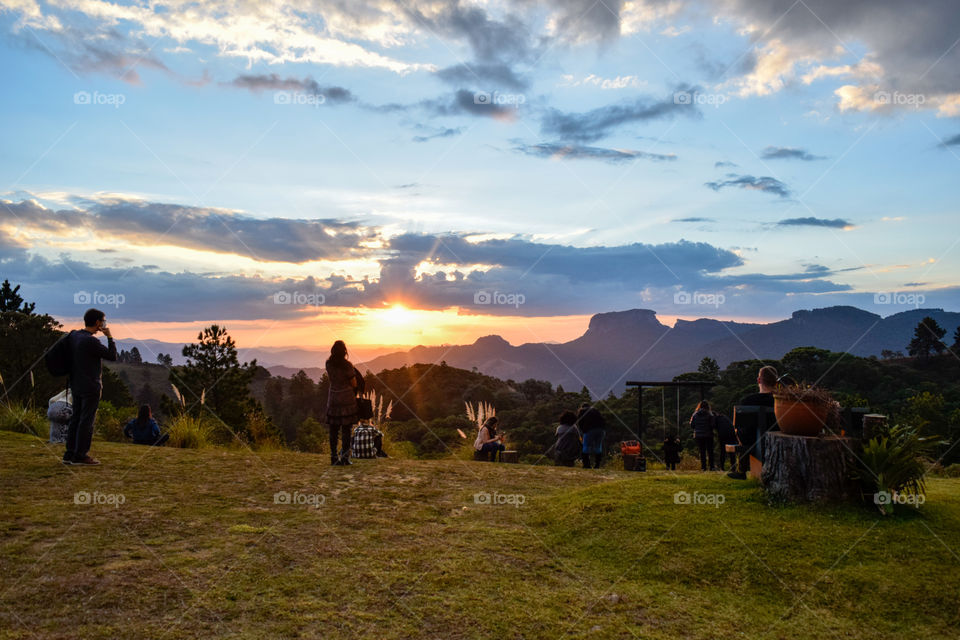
[
  {"xmin": 697, "ymin": 357, "xmax": 721, "ymax": 381},
  {"xmin": 908, "ymin": 317, "xmax": 946, "ymax": 358}
]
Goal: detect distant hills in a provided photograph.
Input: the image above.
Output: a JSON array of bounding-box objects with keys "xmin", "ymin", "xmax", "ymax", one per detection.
[
  {"xmin": 356, "ymin": 306, "xmax": 960, "ymax": 395},
  {"xmin": 109, "ymin": 306, "xmax": 960, "ymax": 394}
]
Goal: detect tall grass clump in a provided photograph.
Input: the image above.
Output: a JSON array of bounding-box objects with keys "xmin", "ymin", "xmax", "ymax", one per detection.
[
  {"xmin": 0, "ymin": 403, "xmax": 48, "ymax": 439},
  {"xmin": 166, "ymin": 413, "xmax": 214, "ymax": 449}
]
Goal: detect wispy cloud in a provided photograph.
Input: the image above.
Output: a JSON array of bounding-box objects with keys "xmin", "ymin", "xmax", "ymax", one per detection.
[
  {"xmin": 761, "ymin": 146, "xmax": 825, "ymax": 161},
  {"xmin": 513, "ymin": 143, "xmax": 676, "ymax": 163},
  {"xmin": 705, "ymin": 174, "xmax": 791, "ymax": 198},
  {"xmin": 777, "ymin": 217, "xmax": 853, "ymax": 229}
]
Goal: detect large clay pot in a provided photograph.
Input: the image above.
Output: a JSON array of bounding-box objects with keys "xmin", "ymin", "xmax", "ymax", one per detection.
[{"xmin": 774, "ymin": 398, "xmax": 828, "ymax": 437}]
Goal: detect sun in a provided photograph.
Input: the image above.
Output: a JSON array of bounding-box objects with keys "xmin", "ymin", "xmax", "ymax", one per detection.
[{"xmin": 383, "ymin": 303, "xmax": 414, "ymax": 325}]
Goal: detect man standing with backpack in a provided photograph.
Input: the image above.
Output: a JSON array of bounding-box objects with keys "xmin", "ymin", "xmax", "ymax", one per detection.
[{"xmin": 58, "ymin": 309, "xmax": 117, "ymax": 465}]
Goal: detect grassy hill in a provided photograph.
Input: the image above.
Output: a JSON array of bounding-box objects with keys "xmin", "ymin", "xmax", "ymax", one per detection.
[{"xmin": 2, "ymin": 431, "xmax": 959, "ymax": 639}]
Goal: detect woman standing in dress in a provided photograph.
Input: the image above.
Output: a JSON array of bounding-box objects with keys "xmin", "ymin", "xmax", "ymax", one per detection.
[{"xmin": 325, "ymin": 340, "xmax": 363, "ymax": 466}]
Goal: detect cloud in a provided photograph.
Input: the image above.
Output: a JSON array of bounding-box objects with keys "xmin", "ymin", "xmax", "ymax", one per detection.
[
  {"xmin": 761, "ymin": 146, "xmax": 825, "ymax": 161},
  {"xmin": 513, "ymin": 142, "xmax": 676, "ymax": 163},
  {"xmin": 227, "ymin": 74, "xmax": 355, "ymax": 104},
  {"xmin": 938, "ymin": 133, "xmax": 960, "ymax": 148},
  {"xmin": 426, "ymin": 89, "xmax": 520, "ymax": 119},
  {"xmin": 777, "ymin": 217, "xmax": 853, "ymax": 229},
  {"xmin": 672, "ymin": 217, "xmax": 715, "ymax": 223},
  {"xmin": 411, "ymin": 126, "xmax": 464, "ymax": 143},
  {"xmin": 435, "ymin": 63, "xmax": 528, "ymax": 91},
  {"xmin": 705, "ymin": 174, "xmax": 791, "ymax": 198},
  {"xmin": 1, "ymin": 197, "xmax": 372, "ymax": 264},
  {"xmin": 714, "ymin": 160, "xmax": 738, "ymax": 168},
  {"xmin": 539, "ymin": 88, "xmax": 700, "ymax": 142}
]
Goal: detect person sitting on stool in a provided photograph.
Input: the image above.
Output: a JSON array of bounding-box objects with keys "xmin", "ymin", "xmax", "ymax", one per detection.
[{"xmin": 474, "ymin": 417, "xmax": 505, "ymax": 462}]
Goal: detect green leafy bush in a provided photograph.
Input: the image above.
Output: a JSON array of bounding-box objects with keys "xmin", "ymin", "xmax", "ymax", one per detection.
[
  {"xmin": 854, "ymin": 423, "xmax": 941, "ymax": 515},
  {"xmin": 166, "ymin": 414, "xmax": 215, "ymax": 449}
]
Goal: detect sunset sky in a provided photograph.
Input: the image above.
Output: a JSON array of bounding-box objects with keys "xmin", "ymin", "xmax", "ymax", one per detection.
[{"xmin": 2, "ymin": 0, "xmax": 959, "ymax": 352}]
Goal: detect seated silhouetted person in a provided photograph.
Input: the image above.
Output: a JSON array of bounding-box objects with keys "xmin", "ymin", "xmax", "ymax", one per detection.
[
  {"xmin": 728, "ymin": 365, "xmax": 778, "ymax": 479},
  {"xmin": 549, "ymin": 411, "xmax": 582, "ymax": 467},
  {"xmin": 351, "ymin": 423, "xmax": 389, "ymax": 459},
  {"xmin": 124, "ymin": 405, "xmax": 168, "ymax": 446}
]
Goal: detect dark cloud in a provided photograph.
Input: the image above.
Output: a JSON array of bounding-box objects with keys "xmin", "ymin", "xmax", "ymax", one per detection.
[
  {"xmin": 513, "ymin": 142, "xmax": 676, "ymax": 163},
  {"xmin": 673, "ymin": 217, "xmax": 715, "ymax": 223},
  {"xmin": 540, "ymin": 88, "xmax": 700, "ymax": 142},
  {"xmin": 227, "ymin": 74, "xmax": 355, "ymax": 104},
  {"xmin": 426, "ymin": 89, "xmax": 519, "ymax": 119},
  {"xmin": 1, "ymin": 198, "xmax": 371, "ymax": 264},
  {"xmin": 761, "ymin": 146, "xmax": 825, "ymax": 161},
  {"xmin": 435, "ymin": 63, "xmax": 529, "ymax": 91},
  {"xmin": 939, "ymin": 133, "xmax": 960, "ymax": 147},
  {"xmin": 705, "ymin": 174, "xmax": 791, "ymax": 198},
  {"xmin": 777, "ymin": 217, "xmax": 852, "ymax": 229},
  {"xmin": 411, "ymin": 126, "xmax": 464, "ymax": 143}
]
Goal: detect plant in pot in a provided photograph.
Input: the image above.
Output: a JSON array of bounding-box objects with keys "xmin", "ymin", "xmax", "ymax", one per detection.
[{"xmin": 773, "ymin": 384, "xmax": 840, "ymax": 437}]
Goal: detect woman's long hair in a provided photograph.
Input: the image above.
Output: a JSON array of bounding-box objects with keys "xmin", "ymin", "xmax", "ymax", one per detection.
[
  {"xmin": 482, "ymin": 416, "xmax": 499, "ymax": 437},
  {"xmin": 326, "ymin": 340, "xmax": 350, "ymax": 370},
  {"xmin": 136, "ymin": 404, "xmax": 152, "ymax": 427}
]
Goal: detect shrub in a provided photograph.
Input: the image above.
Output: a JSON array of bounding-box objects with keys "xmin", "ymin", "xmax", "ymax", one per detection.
[
  {"xmin": 0, "ymin": 403, "xmax": 48, "ymax": 439},
  {"xmin": 853, "ymin": 423, "xmax": 941, "ymax": 515},
  {"xmin": 166, "ymin": 414, "xmax": 214, "ymax": 449},
  {"xmin": 94, "ymin": 400, "xmax": 130, "ymax": 442}
]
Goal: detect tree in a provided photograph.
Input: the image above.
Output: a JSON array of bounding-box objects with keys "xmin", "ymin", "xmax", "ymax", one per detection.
[
  {"xmin": 0, "ymin": 280, "xmax": 36, "ymax": 314},
  {"xmin": 0, "ymin": 281, "xmax": 62, "ymax": 404},
  {"xmin": 697, "ymin": 357, "xmax": 721, "ymax": 382},
  {"xmin": 907, "ymin": 317, "xmax": 946, "ymax": 358},
  {"xmin": 156, "ymin": 353, "xmax": 174, "ymax": 367},
  {"xmin": 129, "ymin": 346, "xmax": 142, "ymax": 364},
  {"xmin": 952, "ymin": 326, "xmax": 960, "ymax": 353},
  {"xmin": 172, "ymin": 325, "xmax": 258, "ymax": 431}
]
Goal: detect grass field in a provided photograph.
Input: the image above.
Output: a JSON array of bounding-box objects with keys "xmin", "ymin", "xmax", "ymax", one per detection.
[{"xmin": 1, "ymin": 430, "xmax": 958, "ymax": 639}]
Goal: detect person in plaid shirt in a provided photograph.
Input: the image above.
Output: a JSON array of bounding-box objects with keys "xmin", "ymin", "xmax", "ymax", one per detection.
[{"xmin": 351, "ymin": 423, "xmax": 388, "ymax": 459}]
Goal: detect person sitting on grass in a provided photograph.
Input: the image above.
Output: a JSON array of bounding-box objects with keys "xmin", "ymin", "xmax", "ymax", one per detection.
[
  {"xmin": 351, "ymin": 423, "xmax": 389, "ymax": 459},
  {"xmin": 662, "ymin": 435, "xmax": 682, "ymax": 471},
  {"xmin": 690, "ymin": 401, "xmax": 716, "ymax": 471},
  {"xmin": 123, "ymin": 404, "xmax": 169, "ymax": 446},
  {"xmin": 473, "ymin": 417, "xmax": 505, "ymax": 462},
  {"xmin": 549, "ymin": 411, "xmax": 581, "ymax": 467}
]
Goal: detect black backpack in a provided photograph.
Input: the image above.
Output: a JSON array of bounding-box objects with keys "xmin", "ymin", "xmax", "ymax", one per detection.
[{"xmin": 45, "ymin": 331, "xmax": 74, "ymax": 377}]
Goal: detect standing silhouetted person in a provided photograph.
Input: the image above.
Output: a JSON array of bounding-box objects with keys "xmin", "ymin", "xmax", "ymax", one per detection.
[
  {"xmin": 325, "ymin": 340, "xmax": 363, "ymax": 466},
  {"xmin": 690, "ymin": 400, "xmax": 716, "ymax": 471},
  {"xmin": 63, "ymin": 308, "xmax": 117, "ymax": 465},
  {"xmin": 576, "ymin": 402, "xmax": 606, "ymax": 469}
]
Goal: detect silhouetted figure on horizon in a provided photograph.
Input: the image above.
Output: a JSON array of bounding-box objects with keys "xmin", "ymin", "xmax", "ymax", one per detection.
[
  {"xmin": 325, "ymin": 340, "xmax": 363, "ymax": 466},
  {"xmin": 63, "ymin": 308, "xmax": 117, "ymax": 466}
]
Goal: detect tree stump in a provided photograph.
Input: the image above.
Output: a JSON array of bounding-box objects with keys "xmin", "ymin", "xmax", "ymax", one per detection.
[
  {"xmin": 500, "ymin": 450, "xmax": 519, "ymax": 464},
  {"xmin": 761, "ymin": 432, "xmax": 858, "ymax": 503}
]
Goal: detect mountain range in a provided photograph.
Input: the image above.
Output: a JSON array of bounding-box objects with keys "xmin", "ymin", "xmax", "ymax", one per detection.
[
  {"xmin": 110, "ymin": 306, "xmax": 960, "ymax": 395},
  {"xmin": 355, "ymin": 306, "xmax": 960, "ymax": 395}
]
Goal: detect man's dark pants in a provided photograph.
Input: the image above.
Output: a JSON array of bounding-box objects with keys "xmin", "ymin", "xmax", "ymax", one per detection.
[{"xmin": 64, "ymin": 391, "xmax": 100, "ymax": 462}]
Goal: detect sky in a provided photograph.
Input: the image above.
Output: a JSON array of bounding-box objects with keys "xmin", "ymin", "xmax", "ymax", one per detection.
[{"xmin": 1, "ymin": 0, "xmax": 959, "ymax": 353}]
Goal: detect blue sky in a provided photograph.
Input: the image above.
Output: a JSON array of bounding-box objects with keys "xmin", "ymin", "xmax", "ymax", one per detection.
[{"xmin": 1, "ymin": 0, "xmax": 959, "ymax": 348}]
